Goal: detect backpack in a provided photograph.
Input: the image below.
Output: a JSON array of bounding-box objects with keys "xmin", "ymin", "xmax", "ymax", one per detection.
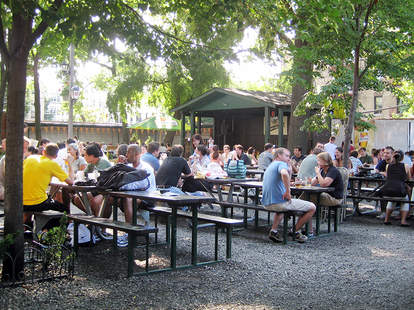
[
  {"xmin": 224, "ymin": 159, "xmax": 247, "ymax": 179},
  {"xmin": 97, "ymin": 164, "xmax": 150, "ymax": 191}
]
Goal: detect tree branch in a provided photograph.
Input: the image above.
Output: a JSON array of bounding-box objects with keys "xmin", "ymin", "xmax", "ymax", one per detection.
[
  {"xmin": 29, "ymin": 0, "xmax": 64, "ymax": 47},
  {"xmin": 276, "ymin": 31, "xmax": 294, "ymax": 48},
  {"xmin": 90, "ymin": 60, "xmax": 113, "ymax": 72},
  {"xmin": 359, "ymin": 0, "xmax": 376, "ymax": 44},
  {"xmin": 0, "ymin": 13, "xmax": 9, "ymax": 61}
]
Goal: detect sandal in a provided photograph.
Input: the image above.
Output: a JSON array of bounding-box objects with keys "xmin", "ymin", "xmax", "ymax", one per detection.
[
  {"xmin": 400, "ymin": 223, "xmax": 410, "ymax": 227},
  {"xmin": 383, "ymin": 221, "xmax": 392, "ymax": 225}
]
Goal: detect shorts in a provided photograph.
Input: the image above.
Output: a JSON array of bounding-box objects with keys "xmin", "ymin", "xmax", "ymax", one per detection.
[
  {"xmin": 264, "ymin": 199, "xmax": 315, "ymax": 213},
  {"xmin": 24, "ymin": 198, "xmax": 70, "ymax": 213},
  {"xmin": 386, "ymin": 195, "xmax": 409, "ymax": 212}
]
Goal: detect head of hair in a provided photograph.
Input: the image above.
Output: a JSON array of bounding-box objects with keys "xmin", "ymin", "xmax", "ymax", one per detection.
[
  {"xmin": 273, "ymin": 147, "xmax": 289, "ymax": 159},
  {"xmin": 393, "ymin": 150, "xmax": 404, "ymax": 162},
  {"xmin": 350, "ymin": 151, "xmax": 358, "ymax": 158},
  {"xmin": 85, "ymin": 143, "xmax": 103, "ymax": 158},
  {"xmin": 57, "ymin": 142, "xmax": 66, "ymax": 149},
  {"xmin": 127, "ymin": 144, "xmax": 141, "ymax": 156},
  {"xmin": 294, "ymin": 146, "xmax": 302, "ymax": 153},
  {"xmin": 385, "ymin": 146, "xmax": 394, "ymax": 152},
  {"xmin": 235, "ymin": 144, "xmax": 244, "ymax": 151},
  {"xmin": 39, "ymin": 138, "xmax": 50, "ymax": 146},
  {"xmin": 317, "ymin": 152, "xmax": 334, "ymax": 166},
  {"xmin": 171, "ymin": 145, "xmax": 184, "ymax": 157},
  {"xmin": 264, "ymin": 143, "xmax": 273, "ymax": 151},
  {"xmin": 223, "ymin": 144, "xmax": 230, "ymax": 150},
  {"xmin": 211, "ymin": 145, "xmax": 220, "ymax": 160},
  {"xmin": 359, "ymin": 147, "xmax": 366, "ymax": 152},
  {"xmin": 313, "ymin": 147, "xmax": 323, "ymax": 155},
  {"xmin": 247, "ymin": 146, "xmax": 255, "ymax": 155},
  {"xmin": 28, "ymin": 146, "xmax": 38, "ymax": 154},
  {"xmin": 372, "ymin": 149, "xmax": 380, "ymax": 157},
  {"xmin": 117, "ymin": 144, "xmax": 128, "ymax": 156},
  {"xmin": 330, "ymin": 136, "xmax": 336, "ymax": 142},
  {"xmin": 147, "ymin": 141, "xmax": 160, "ymax": 154},
  {"xmin": 68, "ymin": 143, "xmax": 79, "ymax": 156},
  {"xmin": 67, "ymin": 138, "xmax": 76, "ymax": 144},
  {"xmin": 45, "ymin": 143, "xmax": 60, "ymax": 157},
  {"xmin": 196, "ymin": 144, "xmax": 209, "ymax": 156},
  {"xmin": 192, "ymin": 134, "xmax": 202, "ymax": 142},
  {"xmin": 336, "ymin": 147, "xmax": 344, "ymax": 153}
]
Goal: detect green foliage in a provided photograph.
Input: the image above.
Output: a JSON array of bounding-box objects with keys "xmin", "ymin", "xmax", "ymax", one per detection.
[{"xmin": 0, "ymin": 234, "xmax": 15, "ymax": 259}]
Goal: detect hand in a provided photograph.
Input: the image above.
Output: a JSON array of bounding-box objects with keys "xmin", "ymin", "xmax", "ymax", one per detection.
[
  {"xmin": 314, "ymin": 166, "xmax": 320, "ymax": 175},
  {"xmin": 282, "ymin": 190, "xmax": 291, "ymax": 201}
]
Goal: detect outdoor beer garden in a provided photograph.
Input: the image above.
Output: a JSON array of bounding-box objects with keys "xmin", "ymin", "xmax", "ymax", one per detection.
[{"xmin": 1, "ymin": 1, "xmax": 414, "ymax": 309}]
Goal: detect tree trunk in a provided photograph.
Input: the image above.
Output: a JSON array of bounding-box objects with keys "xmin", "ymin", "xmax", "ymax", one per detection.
[
  {"xmin": 121, "ymin": 121, "xmax": 129, "ymax": 144},
  {"xmin": 343, "ymin": 45, "xmax": 360, "ymax": 168},
  {"xmin": 33, "ymin": 53, "xmax": 41, "ymax": 140},
  {"xmin": 287, "ymin": 39, "xmax": 313, "ymax": 152},
  {"xmin": 2, "ymin": 15, "xmax": 32, "ymax": 280},
  {"xmin": 0, "ymin": 60, "xmax": 7, "ymax": 139}
]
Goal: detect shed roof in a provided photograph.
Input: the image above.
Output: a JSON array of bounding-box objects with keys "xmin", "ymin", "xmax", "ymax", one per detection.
[{"xmin": 171, "ymin": 88, "xmax": 291, "ymax": 114}]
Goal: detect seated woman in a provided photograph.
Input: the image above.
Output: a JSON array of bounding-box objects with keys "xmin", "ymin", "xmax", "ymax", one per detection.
[
  {"xmin": 333, "ymin": 147, "xmax": 351, "ymax": 169},
  {"xmin": 221, "ymin": 144, "xmax": 232, "ymax": 164},
  {"xmin": 205, "ymin": 148, "xmax": 227, "ymax": 179},
  {"xmin": 182, "ymin": 144, "xmax": 211, "ymax": 193},
  {"xmin": 67, "ymin": 143, "xmax": 87, "ymax": 179},
  {"xmin": 247, "ymin": 146, "xmax": 258, "ymax": 166},
  {"xmin": 73, "ymin": 143, "xmax": 112, "ymax": 217},
  {"xmin": 383, "ymin": 150, "xmax": 411, "ymax": 226},
  {"xmin": 311, "ymin": 152, "xmax": 344, "ymax": 207},
  {"xmin": 115, "ymin": 143, "xmax": 128, "ymax": 164}
]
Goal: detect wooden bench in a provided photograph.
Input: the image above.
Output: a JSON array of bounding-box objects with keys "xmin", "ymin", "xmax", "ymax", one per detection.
[
  {"xmin": 67, "ymin": 214, "xmax": 158, "ymax": 277},
  {"xmin": 347, "ymin": 194, "xmax": 411, "ymax": 204},
  {"xmin": 145, "ymin": 205, "xmax": 243, "ymax": 259}
]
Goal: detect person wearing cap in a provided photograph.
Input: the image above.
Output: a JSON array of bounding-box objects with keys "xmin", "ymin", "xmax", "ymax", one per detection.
[{"xmin": 258, "ymin": 143, "xmax": 275, "ymax": 170}]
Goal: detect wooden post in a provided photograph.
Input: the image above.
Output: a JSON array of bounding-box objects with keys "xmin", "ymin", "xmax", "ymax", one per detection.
[
  {"xmin": 278, "ymin": 108, "xmax": 284, "ymax": 147},
  {"xmin": 180, "ymin": 113, "xmax": 185, "ymax": 147},
  {"xmin": 264, "ymin": 106, "xmax": 270, "ymax": 144},
  {"xmin": 197, "ymin": 115, "xmax": 202, "ymax": 134}
]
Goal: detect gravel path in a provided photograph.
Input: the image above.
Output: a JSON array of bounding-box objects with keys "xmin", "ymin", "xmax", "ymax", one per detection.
[{"xmin": 1, "ymin": 213, "xmax": 414, "ymax": 310}]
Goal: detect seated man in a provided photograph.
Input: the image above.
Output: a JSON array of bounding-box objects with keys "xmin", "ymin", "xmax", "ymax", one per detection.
[
  {"xmin": 258, "ymin": 143, "xmax": 274, "ymax": 170},
  {"xmin": 140, "ymin": 141, "xmax": 160, "ymax": 173},
  {"xmin": 23, "ymin": 143, "xmax": 73, "ymax": 223},
  {"xmin": 262, "ymin": 148, "xmax": 316, "ymax": 243},
  {"xmin": 291, "ymin": 146, "xmax": 306, "ymax": 174},
  {"xmin": 298, "ymin": 146, "xmax": 323, "ymax": 180},
  {"xmin": 156, "ymin": 145, "xmax": 192, "ymax": 188}
]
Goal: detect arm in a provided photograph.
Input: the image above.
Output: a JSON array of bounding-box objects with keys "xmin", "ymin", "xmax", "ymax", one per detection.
[
  {"xmin": 405, "ymin": 164, "xmax": 411, "ymax": 179},
  {"xmin": 280, "ymin": 168, "xmax": 291, "ymax": 201},
  {"xmin": 314, "ymin": 167, "xmax": 334, "ymax": 187}
]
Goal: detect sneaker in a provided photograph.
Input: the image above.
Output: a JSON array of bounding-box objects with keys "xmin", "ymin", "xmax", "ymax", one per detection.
[
  {"xmin": 117, "ymin": 234, "xmax": 128, "ymax": 247},
  {"xmin": 295, "ymin": 231, "xmax": 308, "ymax": 243},
  {"xmin": 376, "ymin": 213, "xmax": 386, "ymax": 219},
  {"xmin": 268, "ymin": 230, "xmax": 283, "ymax": 243}
]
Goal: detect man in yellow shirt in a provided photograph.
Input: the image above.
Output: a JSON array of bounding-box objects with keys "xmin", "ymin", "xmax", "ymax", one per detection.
[{"xmin": 23, "ymin": 143, "xmax": 73, "ymax": 214}]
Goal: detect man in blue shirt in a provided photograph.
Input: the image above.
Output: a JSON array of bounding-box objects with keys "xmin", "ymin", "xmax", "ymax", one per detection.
[
  {"xmin": 262, "ymin": 148, "xmax": 316, "ymax": 243},
  {"xmin": 140, "ymin": 141, "xmax": 160, "ymax": 172}
]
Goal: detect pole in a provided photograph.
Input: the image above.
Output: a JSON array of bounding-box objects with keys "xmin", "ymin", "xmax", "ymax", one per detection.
[{"xmin": 68, "ymin": 43, "xmax": 74, "ymax": 138}]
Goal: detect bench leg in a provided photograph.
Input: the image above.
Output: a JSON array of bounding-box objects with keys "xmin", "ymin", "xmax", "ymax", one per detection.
[
  {"xmin": 154, "ymin": 215, "xmax": 158, "ymax": 244},
  {"xmin": 226, "ymin": 227, "xmax": 232, "ymax": 259},
  {"xmin": 327, "ymin": 207, "xmax": 331, "ymax": 233},
  {"xmin": 215, "ymin": 226, "xmax": 219, "ymax": 261},
  {"xmin": 113, "ymin": 203, "xmax": 118, "ymax": 249},
  {"xmin": 292, "ymin": 214, "xmax": 296, "ymax": 241},
  {"xmin": 127, "ymin": 232, "xmax": 136, "ymax": 277},
  {"xmin": 191, "ymin": 206, "xmax": 198, "ymax": 265},
  {"xmin": 74, "ymin": 221, "xmax": 79, "ymax": 255},
  {"xmin": 166, "ymin": 216, "xmax": 170, "ymax": 244},
  {"xmin": 334, "ymin": 207, "xmax": 338, "ymax": 232},
  {"xmin": 243, "ymin": 209, "xmax": 248, "ymax": 228},
  {"xmin": 283, "ymin": 213, "xmax": 289, "ymax": 244},
  {"xmin": 145, "ymin": 234, "xmax": 149, "ymax": 272}
]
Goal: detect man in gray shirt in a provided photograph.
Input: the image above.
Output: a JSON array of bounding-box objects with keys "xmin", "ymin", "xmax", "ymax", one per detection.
[
  {"xmin": 258, "ymin": 143, "xmax": 275, "ymax": 170},
  {"xmin": 298, "ymin": 147, "xmax": 324, "ymax": 179}
]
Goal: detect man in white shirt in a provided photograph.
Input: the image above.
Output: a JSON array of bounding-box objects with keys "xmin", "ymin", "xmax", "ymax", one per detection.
[
  {"xmin": 118, "ymin": 144, "xmax": 156, "ymax": 247},
  {"xmin": 324, "ymin": 136, "xmax": 337, "ymax": 161}
]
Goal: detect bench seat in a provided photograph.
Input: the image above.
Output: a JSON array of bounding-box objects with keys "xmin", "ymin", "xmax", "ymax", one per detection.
[{"xmin": 68, "ymin": 214, "xmax": 158, "ymax": 277}]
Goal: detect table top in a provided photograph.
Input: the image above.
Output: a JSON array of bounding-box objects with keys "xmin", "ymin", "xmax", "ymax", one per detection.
[
  {"xmin": 246, "ymin": 169, "xmax": 265, "ymax": 174},
  {"xmin": 50, "ymin": 182, "xmax": 99, "ymax": 191},
  {"xmin": 204, "ymin": 177, "xmax": 259, "ymax": 185},
  {"xmin": 233, "ymin": 180, "xmax": 334, "ymax": 193},
  {"xmin": 109, "ymin": 190, "xmax": 216, "ymax": 205}
]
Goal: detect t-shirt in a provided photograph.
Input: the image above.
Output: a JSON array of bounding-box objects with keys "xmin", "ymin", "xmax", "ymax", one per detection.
[
  {"xmin": 156, "ymin": 156, "xmax": 191, "ymax": 187},
  {"xmin": 258, "ymin": 151, "xmax": 273, "ymax": 170},
  {"xmin": 349, "ymin": 156, "xmax": 363, "ymax": 175},
  {"xmin": 376, "ymin": 159, "xmax": 387, "ymax": 172},
  {"xmin": 324, "ymin": 142, "xmax": 337, "ymax": 161},
  {"xmin": 297, "ymin": 154, "xmax": 318, "ymax": 179},
  {"xmin": 291, "ymin": 155, "xmax": 306, "ymax": 162},
  {"xmin": 320, "ymin": 166, "xmax": 343, "ymax": 199},
  {"xmin": 84, "ymin": 157, "xmax": 112, "ymax": 175},
  {"xmin": 129, "ymin": 161, "xmax": 156, "ymax": 192},
  {"xmin": 240, "ymin": 153, "xmax": 251, "ymax": 166},
  {"xmin": 23, "ymin": 155, "xmax": 68, "ymax": 205},
  {"xmin": 69, "ymin": 156, "xmax": 87, "ymax": 174},
  {"xmin": 359, "ymin": 155, "xmax": 373, "ymax": 165},
  {"xmin": 262, "ymin": 161, "xmax": 289, "ymax": 206},
  {"xmin": 140, "ymin": 152, "xmax": 160, "ymax": 172}
]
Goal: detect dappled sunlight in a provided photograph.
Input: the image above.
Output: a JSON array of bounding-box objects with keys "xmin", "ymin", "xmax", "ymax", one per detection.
[{"xmin": 370, "ymin": 248, "xmax": 397, "ymax": 258}]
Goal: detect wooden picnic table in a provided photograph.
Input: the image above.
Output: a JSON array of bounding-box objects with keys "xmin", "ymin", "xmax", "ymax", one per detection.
[
  {"xmin": 203, "ymin": 177, "xmax": 259, "ymax": 203},
  {"xmin": 348, "ymin": 176, "xmax": 414, "ymax": 215},
  {"xmin": 109, "ymin": 190, "xmax": 217, "ymax": 271},
  {"xmin": 233, "ymin": 181, "xmax": 335, "ymax": 235},
  {"xmin": 246, "ymin": 169, "xmax": 265, "ymax": 180}
]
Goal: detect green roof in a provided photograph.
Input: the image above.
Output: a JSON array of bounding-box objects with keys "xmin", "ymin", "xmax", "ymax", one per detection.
[{"xmin": 129, "ymin": 116, "xmax": 190, "ymax": 131}]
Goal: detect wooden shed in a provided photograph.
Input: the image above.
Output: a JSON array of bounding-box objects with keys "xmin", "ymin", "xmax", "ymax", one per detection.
[{"xmin": 171, "ymin": 88, "xmax": 292, "ymax": 151}]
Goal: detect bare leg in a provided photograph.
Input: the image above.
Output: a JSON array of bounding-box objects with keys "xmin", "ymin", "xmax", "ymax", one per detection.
[
  {"xmin": 271, "ymin": 213, "xmax": 284, "ymax": 231},
  {"xmin": 384, "ymin": 207, "xmax": 393, "ymax": 223},
  {"xmin": 295, "ymin": 207, "xmax": 316, "ymax": 232},
  {"xmin": 401, "ymin": 210, "xmax": 409, "ymax": 225},
  {"xmin": 124, "ymin": 198, "xmax": 133, "ymax": 224}
]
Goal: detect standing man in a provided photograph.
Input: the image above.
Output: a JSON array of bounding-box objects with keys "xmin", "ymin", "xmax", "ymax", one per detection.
[
  {"xmin": 324, "ymin": 136, "xmax": 337, "ymax": 161},
  {"xmin": 262, "ymin": 148, "xmax": 316, "ymax": 243},
  {"xmin": 258, "ymin": 143, "xmax": 274, "ymax": 170},
  {"xmin": 140, "ymin": 141, "xmax": 160, "ymax": 172}
]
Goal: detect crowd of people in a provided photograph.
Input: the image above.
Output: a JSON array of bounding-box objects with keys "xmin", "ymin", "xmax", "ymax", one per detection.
[{"xmin": 0, "ymin": 131, "xmax": 412, "ymax": 246}]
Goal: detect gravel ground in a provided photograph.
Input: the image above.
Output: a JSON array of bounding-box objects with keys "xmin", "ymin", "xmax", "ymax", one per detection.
[{"xmin": 1, "ymin": 207, "xmax": 414, "ymax": 310}]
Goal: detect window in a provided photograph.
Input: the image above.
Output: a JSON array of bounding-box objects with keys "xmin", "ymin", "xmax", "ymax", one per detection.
[{"xmin": 374, "ymin": 96, "xmax": 383, "ymax": 114}]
